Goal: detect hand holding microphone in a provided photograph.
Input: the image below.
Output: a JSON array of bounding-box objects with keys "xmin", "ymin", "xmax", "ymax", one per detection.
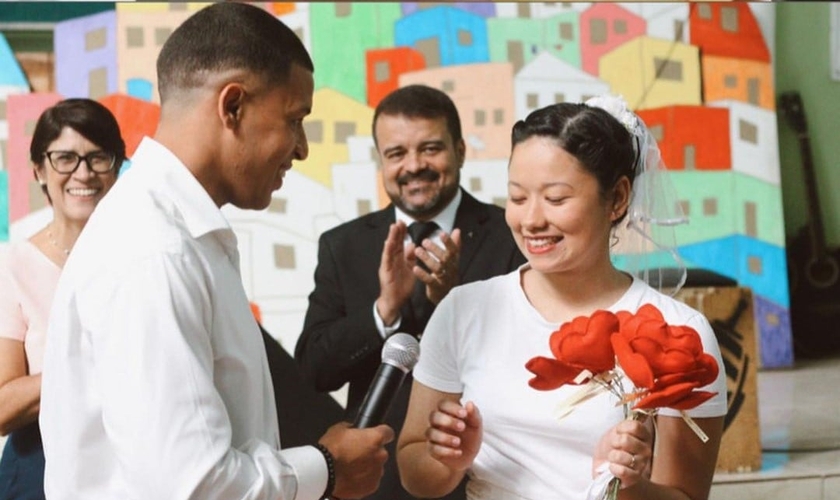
[
  {"xmin": 354, "ymin": 333, "xmax": 420, "ymax": 428},
  {"xmin": 315, "ymin": 334, "xmax": 418, "ymax": 499}
]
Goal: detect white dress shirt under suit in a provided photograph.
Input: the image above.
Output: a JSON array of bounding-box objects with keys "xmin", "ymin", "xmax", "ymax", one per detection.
[{"xmin": 40, "ymin": 138, "xmax": 326, "ymax": 500}]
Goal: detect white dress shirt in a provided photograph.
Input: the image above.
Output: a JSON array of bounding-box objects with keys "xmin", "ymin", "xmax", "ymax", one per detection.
[{"xmin": 40, "ymin": 137, "xmax": 326, "ymax": 500}]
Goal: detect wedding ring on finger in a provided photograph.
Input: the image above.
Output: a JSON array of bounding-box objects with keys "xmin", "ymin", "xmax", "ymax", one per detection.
[{"xmin": 629, "ymin": 454, "xmax": 636, "ymax": 469}]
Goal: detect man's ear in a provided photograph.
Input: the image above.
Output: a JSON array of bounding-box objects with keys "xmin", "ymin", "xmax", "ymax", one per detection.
[
  {"xmin": 218, "ymin": 82, "xmax": 246, "ymax": 129},
  {"xmin": 455, "ymin": 138, "xmax": 466, "ymax": 167}
]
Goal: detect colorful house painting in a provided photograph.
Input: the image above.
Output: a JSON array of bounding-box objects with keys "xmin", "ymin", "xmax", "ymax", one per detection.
[
  {"xmin": 98, "ymin": 93, "xmax": 160, "ymax": 158},
  {"xmin": 0, "ymin": 32, "xmax": 30, "ymax": 177},
  {"xmin": 365, "ymin": 46, "xmax": 426, "ymax": 107},
  {"xmin": 0, "ymin": 2, "xmax": 791, "ymax": 368},
  {"xmin": 310, "ymin": 3, "xmax": 401, "ymax": 103},
  {"xmin": 600, "ymin": 36, "xmax": 702, "ymax": 110},
  {"xmin": 690, "ymin": 3, "xmax": 774, "ymax": 111},
  {"xmin": 395, "ymin": 6, "xmax": 489, "ymax": 68},
  {"xmin": 514, "ymin": 51, "xmax": 609, "ymax": 120},
  {"xmin": 6, "ymin": 93, "xmax": 62, "ymax": 224},
  {"xmin": 54, "ymin": 10, "xmax": 118, "ymax": 100},
  {"xmin": 487, "ymin": 11, "xmax": 582, "ymax": 72},
  {"xmin": 300, "ymin": 87, "xmax": 373, "ymax": 187},
  {"xmin": 579, "ymin": 3, "xmax": 646, "ymax": 76},
  {"xmin": 623, "ymin": 4, "xmax": 690, "ymax": 44},
  {"xmin": 114, "ymin": 5, "xmax": 194, "ymax": 103},
  {"xmin": 400, "ymin": 62, "xmax": 514, "ymax": 161},
  {"xmin": 709, "ymin": 99, "xmax": 780, "ymax": 184},
  {"xmin": 635, "ymin": 105, "xmax": 731, "ymax": 171}
]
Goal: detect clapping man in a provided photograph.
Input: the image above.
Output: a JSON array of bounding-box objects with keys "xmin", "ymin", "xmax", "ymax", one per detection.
[{"xmin": 295, "ymin": 85, "xmax": 525, "ymax": 500}]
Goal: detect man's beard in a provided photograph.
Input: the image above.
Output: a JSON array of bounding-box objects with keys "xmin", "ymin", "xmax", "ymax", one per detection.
[{"xmin": 392, "ymin": 169, "xmax": 458, "ymax": 218}]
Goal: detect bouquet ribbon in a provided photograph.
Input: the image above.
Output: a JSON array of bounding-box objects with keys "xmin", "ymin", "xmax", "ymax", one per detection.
[{"xmin": 585, "ymin": 463, "xmax": 615, "ymax": 500}]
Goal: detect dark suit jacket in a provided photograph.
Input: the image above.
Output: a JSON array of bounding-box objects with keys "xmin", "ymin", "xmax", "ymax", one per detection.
[{"xmin": 295, "ymin": 190, "xmax": 525, "ymax": 500}]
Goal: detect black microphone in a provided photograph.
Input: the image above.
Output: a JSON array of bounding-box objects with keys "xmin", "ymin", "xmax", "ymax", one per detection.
[{"xmin": 353, "ymin": 333, "xmax": 420, "ymax": 429}]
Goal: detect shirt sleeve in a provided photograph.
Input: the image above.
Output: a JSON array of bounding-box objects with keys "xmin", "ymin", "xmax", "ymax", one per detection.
[
  {"xmin": 412, "ymin": 288, "xmax": 464, "ymax": 394},
  {"xmin": 86, "ymin": 251, "xmax": 326, "ymax": 500},
  {"xmin": 372, "ymin": 302, "xmax": 401, "ymax": 339},
  {"xmin": 0, "ymin": 247, "xmax": 26, "ymax": 342}
]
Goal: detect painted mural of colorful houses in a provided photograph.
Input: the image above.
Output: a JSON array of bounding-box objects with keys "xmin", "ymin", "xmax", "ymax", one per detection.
[
  {"xmin": 400, "ymin": 62, "xmax": 514, "ymax": 161},
  {"xmin": 600, "ymin": 36, "xmax": 701, "ymax": 110},
  {"xmin": 636, "ymin": 105, "xmax": 731, "ymax": 171},
  {"xmin": 365, "ymin": 46, "xmax": 426, "ymax": 107},
  {"xmin": 310, "ymin": 3, "xmax": 401, "ymax": 104},
  {"xmin": 514, "ymin": 51, "xmax": 609, "ymax": 121},
  {"xmin": 301, "ymin": 88, "xmax": 374, "ymax": 187},
  {"xmin": 54, "ymin": 10, "xmax": 118, "ymax": 100},
  {"xmin": 114, "ymin": 4, "xmax": 195, "ymax": 102},
  {"xmin": 0, "ymin": 2, "xmax": 791, "ymax": 368},
  {"xmin": 690, "ymin": 3, "xmax": 774, "ymax": 111},
  {"xmin": 5, "ymin": 93, "xmax": 62, "ymax": 224},
  {"xmin": 99, "ymin": 93, "xmax": 160, "ymax": 159},
  {"xmin": 461, "ymin": 159, "xmax": 509, "ymax": 208},
  {"xmin": 486, "ymin": 9, "xmax": 582, "ymax": 73},
  {"xmin": 579, "ymin": 3, "xmax": 646, "ymax": 76},
  {"xmin": 0, "ymin": 33, "xmax": 31, "ymax": 240},
  {"xmin": 222, "ymin": 169, "xmax": 336, "ymax": 349},
  {"xmin": 623, "ymin": 4, "xmax": 690, "ymax": 45},
  {"xmin": 0, "ymin": 33, "xmax": 30, "ymax": 172},
  {"xmin": 494, "ymin": 2, "xmax": 585, "ymax": 21},
  {"xmin": 395, "ymin": 5, "xmax": 489, "ymax": 68}
]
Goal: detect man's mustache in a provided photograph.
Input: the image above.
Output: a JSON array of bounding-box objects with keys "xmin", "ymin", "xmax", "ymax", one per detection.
[{"xmin": 397, "ymin": 169, "xmax": 440, "ymax": 185}]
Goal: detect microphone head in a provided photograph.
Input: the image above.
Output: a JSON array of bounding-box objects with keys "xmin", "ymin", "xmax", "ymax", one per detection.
[{"xmin": 382, "ymin": 333, "xmax": 420, "ymax": 372}]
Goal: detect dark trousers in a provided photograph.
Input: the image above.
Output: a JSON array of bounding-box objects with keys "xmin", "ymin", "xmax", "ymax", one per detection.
[{"xmin": 0, "ymin": 421, "xmax": 46, "ymax": 500}]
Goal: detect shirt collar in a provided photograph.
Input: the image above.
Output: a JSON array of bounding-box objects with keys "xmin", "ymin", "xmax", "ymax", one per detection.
[
  {"xmin": 394, "ymin": 188, "xmax": 462, "ymax": 235},
  {"xmin": 132, "ymin": 137, "xmax": 232, "ymax": 240}
]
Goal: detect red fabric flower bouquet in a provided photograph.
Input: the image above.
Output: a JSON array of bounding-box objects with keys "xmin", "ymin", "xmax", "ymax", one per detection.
[{"xmin": 525, "ymin": 304, "xmax": 719, "ymax": 500}]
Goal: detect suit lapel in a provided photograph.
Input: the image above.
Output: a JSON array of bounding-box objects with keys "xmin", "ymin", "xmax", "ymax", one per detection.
[{"xmin": 454, "ymin": 191, "xmax": 493, "ymax": 278}]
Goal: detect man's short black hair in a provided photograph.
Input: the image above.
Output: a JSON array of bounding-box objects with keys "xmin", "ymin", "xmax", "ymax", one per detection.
[
  {"xmin": 156, "ymin": 2, "xmax": 314, "ymax": 103},
  {"xmin": 372, "ymin": 84, "xmax": 463, "ymax": 146}
]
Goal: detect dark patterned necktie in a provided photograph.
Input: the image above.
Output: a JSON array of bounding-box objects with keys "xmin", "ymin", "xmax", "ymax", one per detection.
[
  {"xmin": 407, "ymin": 221, "xmax": 439, "ymax": 247},
  {"xmin": 406, "ymin": 221, "xmax": 439, "ymax": 327}
]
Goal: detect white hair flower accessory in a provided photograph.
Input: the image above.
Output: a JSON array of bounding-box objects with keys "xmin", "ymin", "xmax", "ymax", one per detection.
[
  {"xmin": 585, "ymin": 94, "xmax": 641, "ymax": 137},
  {"xmin": 584, "ymin": 93, "xmax": 690, "ymax": 296}
]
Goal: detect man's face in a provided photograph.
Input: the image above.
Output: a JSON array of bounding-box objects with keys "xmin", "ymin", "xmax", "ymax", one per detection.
[
  {"xmin": 375, "ymin": 114, "xmax": 465, "ymax": 220},
  {"xmin": 225, "ymin": 63, "xmax": 313, "ymax": 210}
]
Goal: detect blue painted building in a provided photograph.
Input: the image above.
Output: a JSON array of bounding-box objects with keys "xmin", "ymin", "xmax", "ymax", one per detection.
[{"xmin": 395, "ymin": 6, "xmax": 489, "ymax": 67}]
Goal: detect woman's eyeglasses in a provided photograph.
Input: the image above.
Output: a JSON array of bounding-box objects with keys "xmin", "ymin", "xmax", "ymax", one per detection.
[{"xmin": 44, "ymin": 150, "xmax": 116, "ymax": 174}]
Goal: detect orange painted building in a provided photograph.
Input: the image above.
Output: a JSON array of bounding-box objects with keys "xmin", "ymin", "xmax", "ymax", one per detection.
[
  {"xmin": 99, "ymin": 93, "xmax": 160, "ymax": 158},
  {"xmin": 636, "ymin": 105, "xmax": 731, "ymax": 171},
  {"xmin": 365, "ymin": 47, "xmax": 426, "ymax": 108},
  {"xmin": 689, "ymin": 3, "xmax": 774, "ymax": 110},
  {"xmin": 689, "ymin": 3, "xmax": 770, "ymax": 63}
]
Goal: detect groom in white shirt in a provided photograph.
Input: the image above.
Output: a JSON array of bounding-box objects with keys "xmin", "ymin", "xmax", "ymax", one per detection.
[{"xmin": 39, "ymin": 3, "xmax": 393, "ymax": 499}]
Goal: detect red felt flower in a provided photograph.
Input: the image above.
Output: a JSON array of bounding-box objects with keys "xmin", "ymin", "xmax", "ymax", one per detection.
[
  {"xmin": 612, "ymin": 304, "xmax": 719, "ymax": 410},
  {"xmin": 526, "ymin": 310, "xmax": 619, "ymax": 390}
]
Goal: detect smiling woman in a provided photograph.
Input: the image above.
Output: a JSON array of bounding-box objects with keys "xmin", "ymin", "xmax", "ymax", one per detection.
[{"xmin": 0, "ymin": 98, "xmax": 125, "ymax": 499}]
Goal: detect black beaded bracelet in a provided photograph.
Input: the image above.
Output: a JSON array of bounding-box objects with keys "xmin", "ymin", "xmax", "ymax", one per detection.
[{"xmin": 314, "ymin": 443, "xmax": 336, "ymax": 500}]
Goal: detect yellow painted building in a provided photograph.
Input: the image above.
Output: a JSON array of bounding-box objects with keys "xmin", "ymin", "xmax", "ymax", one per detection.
[
  {"xmin": 301, "ymin": 88, "xmax": 374, "ymax": 187},
  {"xmin": 115, "ymin": 7, "xmax": 194, "ymax": 102},
  {"xmin": 599, "ymin": 36, "xmax": 701, "ymax": 111},
  {"xmin": 701, "ymin": 56, "xmax": 774, "ymax": 111}
]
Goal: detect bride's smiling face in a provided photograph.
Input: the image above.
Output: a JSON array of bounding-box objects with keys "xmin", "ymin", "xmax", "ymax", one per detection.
[{"xmin": 506, "ymin": 136, "xmax": 626, "ymax": 276}]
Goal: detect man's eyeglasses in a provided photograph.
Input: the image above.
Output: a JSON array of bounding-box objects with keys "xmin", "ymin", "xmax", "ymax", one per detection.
[{"xmin": 44, "ymin": 150, "xmax": 116, "ymax": 174}]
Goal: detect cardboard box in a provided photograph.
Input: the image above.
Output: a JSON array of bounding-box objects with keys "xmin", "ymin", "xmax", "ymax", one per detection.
[{"xmin": 675, "ymin": 286, "xmax": 762, "ymax": 473}]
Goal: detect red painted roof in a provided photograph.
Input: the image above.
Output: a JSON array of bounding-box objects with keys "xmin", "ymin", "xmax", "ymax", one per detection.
[{"xmin": 689, "ymin": 4, "xmax": 770, "ymax": 63}]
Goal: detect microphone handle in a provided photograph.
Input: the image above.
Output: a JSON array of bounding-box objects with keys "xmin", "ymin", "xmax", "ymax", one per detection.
[{"xmin": 353, "ymin": 363, "xmax": 408, "ymax": 429}]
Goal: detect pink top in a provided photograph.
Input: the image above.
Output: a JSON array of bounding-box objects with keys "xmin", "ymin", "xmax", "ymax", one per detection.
[{"xmin": 0, "ymin": 240, "xmax": 61, "ymax": 375}]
